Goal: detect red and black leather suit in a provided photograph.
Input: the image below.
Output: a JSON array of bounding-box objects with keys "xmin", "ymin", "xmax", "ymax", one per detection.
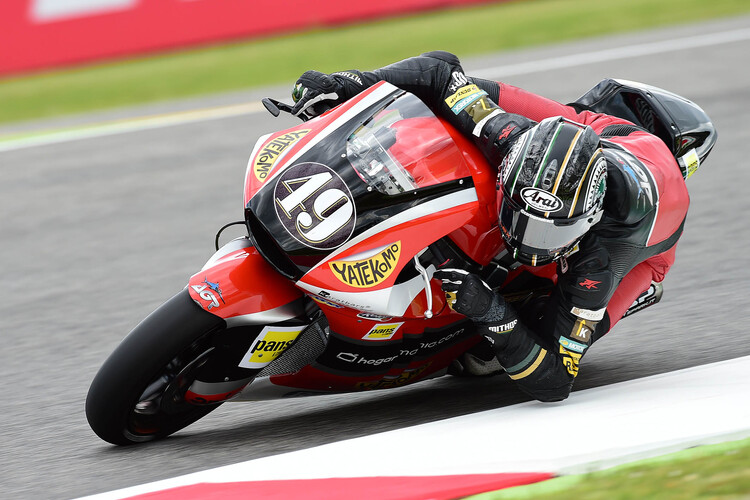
[{"xmin": 298, "ymin": 51, "xmax": 689, "ymax": 401}]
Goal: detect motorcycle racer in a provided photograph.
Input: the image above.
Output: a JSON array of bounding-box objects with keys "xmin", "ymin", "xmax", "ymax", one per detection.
[{"xmin": 289, "ymin": 51, "xmax": 691, "ymax": 402}]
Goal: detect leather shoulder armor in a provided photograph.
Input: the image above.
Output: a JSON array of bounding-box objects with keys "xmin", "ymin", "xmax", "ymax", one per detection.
[{"xmin": 600, "ymin": 145, "xmax": 658, "ymax": 228}]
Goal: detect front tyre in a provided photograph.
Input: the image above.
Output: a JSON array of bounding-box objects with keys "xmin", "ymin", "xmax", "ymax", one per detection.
[{"xmin": 86, "ymin": 289, "xmax": 226, "ymax": 445}]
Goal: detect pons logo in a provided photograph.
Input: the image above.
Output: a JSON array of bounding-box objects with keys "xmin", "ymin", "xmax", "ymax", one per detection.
[
  {"xmin": 520, "ymin": 187, "xmax": 563, "ymax": 213},
  {"xmin": 362, "ymin": 322, "xmax": 403, "ymax": 341},
  {"xmin": 237, "ymin": 326, "xmax": 305, "ymax": 369},
  {"xmin": 330, "ymin": 242, "xmax": 401, "ymax": 288},
  {"xmin": 253, "ymin": 129, "xmax": 310, "ymax": 182}
]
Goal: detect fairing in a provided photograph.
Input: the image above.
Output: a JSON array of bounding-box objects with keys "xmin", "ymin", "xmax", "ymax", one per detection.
[
  {"xmin": 243, "ymin": 82, "xmax": 502, "ymax": 317},
  {"xmin": 187, "ymin": 237, "xmax": 305, "ymax": 325},
  {"xmin": 571, "ymin": 78, "xmax": 717, "ymax": 178}
]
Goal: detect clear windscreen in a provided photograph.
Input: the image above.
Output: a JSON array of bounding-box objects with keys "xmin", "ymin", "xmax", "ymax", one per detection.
[{"xmin": 347, "ymin": 93, "xmax": 471, "ymax": 195}]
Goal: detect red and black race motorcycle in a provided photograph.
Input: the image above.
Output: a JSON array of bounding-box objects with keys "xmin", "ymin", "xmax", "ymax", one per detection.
[{"xmin": 86, "ymin": 80, "xmax": 716, "ymax": 445}]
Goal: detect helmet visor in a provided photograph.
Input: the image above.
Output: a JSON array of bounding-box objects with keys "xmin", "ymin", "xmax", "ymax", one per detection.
[{"xmin": 499, "ymin": 198, "xmax": 602, "ymax": 260}]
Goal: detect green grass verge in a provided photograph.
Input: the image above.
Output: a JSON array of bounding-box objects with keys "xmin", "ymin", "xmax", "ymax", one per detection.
[
  {"xmin": 467, "ymin": 437, "xmax": 750, "ymax": 500},
  {"xmin": 2, "ymin": 0, "xmax": 750, "ymax": 125}
]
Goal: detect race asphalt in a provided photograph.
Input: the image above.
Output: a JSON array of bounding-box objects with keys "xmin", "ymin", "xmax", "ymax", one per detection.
[{"xmin": 2, "ymin": 14, "xmax": 749, "ymax": 499}]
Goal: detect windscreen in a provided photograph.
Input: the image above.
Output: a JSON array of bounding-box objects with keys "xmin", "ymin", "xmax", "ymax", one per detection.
[{"xmin": 347, "ymin": 93, "xmax": 471, "ymax": 195}]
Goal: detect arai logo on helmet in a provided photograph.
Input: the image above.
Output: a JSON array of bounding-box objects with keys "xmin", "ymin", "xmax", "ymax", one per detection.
[{"xmin": 520, "ymin": 187, "xmax": 563, "ymax": 213}]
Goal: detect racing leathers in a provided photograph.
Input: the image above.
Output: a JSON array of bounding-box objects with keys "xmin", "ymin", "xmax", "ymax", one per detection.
[{"xmin": 291, "ymin": 51, "xmax": 689, "ymax": 402}]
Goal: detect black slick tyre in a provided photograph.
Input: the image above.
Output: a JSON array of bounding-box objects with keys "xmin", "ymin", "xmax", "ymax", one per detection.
[{"xmin": 85, "ymin": 289, "xmax": 225, "ymax": 445}]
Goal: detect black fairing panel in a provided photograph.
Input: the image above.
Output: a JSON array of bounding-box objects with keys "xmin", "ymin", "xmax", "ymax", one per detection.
[
  {"xmin": 244, "ymin": 91, "xmax": 474, "ymax": 279},
  {"xmin": 570, "ymin": 78, "xmax": 717, "ymax": 166}
]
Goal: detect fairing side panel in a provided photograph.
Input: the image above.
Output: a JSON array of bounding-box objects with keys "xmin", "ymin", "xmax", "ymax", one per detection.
[{"xmin": 188, "ymin": 238, "xmax": 305, "ymax": 325}]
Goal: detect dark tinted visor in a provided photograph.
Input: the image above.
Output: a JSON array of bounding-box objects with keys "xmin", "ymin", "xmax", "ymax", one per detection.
[{"xmin": 499, "ymin": 198, "xmax": 602, "ymax": 258}]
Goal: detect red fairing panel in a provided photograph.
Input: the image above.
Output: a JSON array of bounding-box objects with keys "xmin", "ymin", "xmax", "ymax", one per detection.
[{"xmin": 188, "ymin": 240, "xmax": 304, "ymax": 323}]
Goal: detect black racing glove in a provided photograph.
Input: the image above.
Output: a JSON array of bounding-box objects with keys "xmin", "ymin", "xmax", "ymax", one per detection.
[
  {"xmin": 433, "ymin": 268, "xmax": 506, "ymax": 324},
  {"xmin": 290, "ymin": 70, "xmax": 366, "ymax": 120}
]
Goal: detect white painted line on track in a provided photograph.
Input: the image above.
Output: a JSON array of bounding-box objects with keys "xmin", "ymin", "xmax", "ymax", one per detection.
[
  {"xmin": 2, "ymin": 26, "xmax": 750, "ymax": 154},
  {"xmin": 78, "ymin": 355, "xmax": 750, "ymax": 500},
  {"xmin": 0, "ymin": 102, "xmax": 265, "ymax": 153},
  {"xmin": 472, "ymin": 27, "xmax": 750, "ymax": 78}
]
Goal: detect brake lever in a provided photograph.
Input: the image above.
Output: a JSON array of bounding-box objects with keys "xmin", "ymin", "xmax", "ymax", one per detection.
[{"xmin": 262, "ymin": 98, "xmax": 299, "ymax": 119}]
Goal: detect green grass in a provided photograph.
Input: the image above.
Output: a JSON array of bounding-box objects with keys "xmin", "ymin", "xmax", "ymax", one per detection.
[
  {"xmin": 2, "ymin": 0, "xmax": 749, "ymax": 124},
  {"xmin": 468, "ymin": 438, "xmax": 750, "ymax": 500}
]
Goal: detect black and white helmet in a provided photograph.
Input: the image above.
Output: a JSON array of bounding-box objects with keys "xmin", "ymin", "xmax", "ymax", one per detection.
[{"xmin": 498, "ymin": 117, "xmax": 607, "ymax": 266}]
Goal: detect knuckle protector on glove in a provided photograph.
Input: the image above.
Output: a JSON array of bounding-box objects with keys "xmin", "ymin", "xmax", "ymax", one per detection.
[{"xmin": 477, "ymin": 113, "xmax": 536, "ymax": 166}]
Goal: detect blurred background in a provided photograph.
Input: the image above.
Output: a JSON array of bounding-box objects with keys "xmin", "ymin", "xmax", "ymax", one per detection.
[
  {"xmin": 3, "ymin": 1, "xmax": 750, "ymax": 499},
  {"xmin": 2, "ymin": 0, "xmax": 749, "ymax": 126}
]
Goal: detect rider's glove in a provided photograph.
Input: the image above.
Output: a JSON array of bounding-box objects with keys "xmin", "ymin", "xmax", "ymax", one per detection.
[
  {"xmin": 291, "ymin": 70, "xmax": 366, "ymax": 120},
  {"xmin": 433, "ymin": 268, "xmax": 506, "ymax": 324}
]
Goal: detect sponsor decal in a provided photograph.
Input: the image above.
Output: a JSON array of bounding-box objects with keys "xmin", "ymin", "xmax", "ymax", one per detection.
[
  {"xmin": 362, "ymin": 322, "xmax": 403, "ymax": 341},
  {"xmin": 444, "ymin": 84, "xmax": 487, "ymax": 115},
  {"xmin": 332, "ymin": 71, "xmax": 363, "ymax": 86},
  {"xmin": 238, "ymin": 326, "xmax": 306, "ymax": 369},
  {"xmin": 559, "ymin": 336, "xmax": 587, "ymax": 354},
  {"xmin": 488, "ymin": 319, "xmax": 518, "ymax": 334},
  {"xmin": 679, "ymin": 148, "xmax": 700, "ymax": 179},
  {"xmin": 583, "ymin": 156, "xmax": 607, "ymax": 211},
  {"xmin": 329, "ymin": 242, "xmax": 401, "ymax": 288},
  {"xmin": 498, "ymin": 125, "xmax": 517, "ymax": 140},
  {"xmin": 191, "ymin": 277, "xmax": 225, "ymax": 310},
  {"xmin": 570, "ymin": 318, "xmax": 594, "ymax": 343},
  {"xmin": 253, "ymin": 129, "xmax": 310, "ymax": 182},
  {"xmin": 448, "ymin": 71, "xmax": 469, "ymax": 92},
  {"xmin": 357, "ymin": 312, "xmax": 394, "ymax": 322},
  {"xmin": 577, "ymin": 278, "xmax": 601, "ymax": 290},
  {"xmin": 559, "ymin": 344, "xmax": 583, "ymax": 377},
  {"xmin": 356, "ymin": 364, "xmax": 430, "ymax": 390},
  {"xmin": 521, "ymin": 187, "xmax": 563, "ymax": 213},
  {"xmin": 570, "ymin": 306, "xmax": 606, "ymax": 321},
  {"xmin": 336, "ymin": 351, "xmax": 399, "ymax": 366},
  {"xmin": 623, "ymin": 283, "xmax": 663, "ymax": 317},
  {"xmin": 274, "ymin": 162, "xmax": 356, "ymax": 250},
  {"xmin": 311, "ymin": 291, "xmax": 343, "ymax": 308},
  {"xmin": 407, "ymin": 328, "xmax": 465, "ymax": 358}
]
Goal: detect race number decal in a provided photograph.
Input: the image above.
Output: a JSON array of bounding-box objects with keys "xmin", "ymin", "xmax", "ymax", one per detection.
[{"xmin": 274, "ymin": 162, "xmax": 356, "ymax": 250}]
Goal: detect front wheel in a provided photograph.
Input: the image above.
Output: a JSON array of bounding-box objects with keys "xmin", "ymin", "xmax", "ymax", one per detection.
[{"xmin": 86, "ymin": 289, "xmax": 226, "ymax": 445}]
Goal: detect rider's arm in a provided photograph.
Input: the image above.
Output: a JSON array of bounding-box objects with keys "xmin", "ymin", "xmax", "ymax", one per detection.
[
  {"xmin": 434, "ymin": 264, "xmax": 606, "ymax": 403},
  {"xmin": 292, "ymin": 51, "xmax": 536, "ymax": 165},
  {"xmin": 475, "ymin": 79, "xmax": 640, "ymax": 135}
]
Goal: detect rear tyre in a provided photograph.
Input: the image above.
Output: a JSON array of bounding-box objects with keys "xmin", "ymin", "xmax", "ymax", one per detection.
[{"xmin": 86, "ymin": 289, "xmax": 226, "ymax": 445}]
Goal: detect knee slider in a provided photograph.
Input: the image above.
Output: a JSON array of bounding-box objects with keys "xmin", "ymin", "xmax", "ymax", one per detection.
[
  {"xmin": 519, "ymin": 379, "xmax": 574, "ymax": 402},
  {"xmin": 504, "ymin": 345, "xmax": 575, "ymax": 402}
]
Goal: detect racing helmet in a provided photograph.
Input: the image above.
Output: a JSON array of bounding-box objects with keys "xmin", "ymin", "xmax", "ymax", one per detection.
[{"xmin": 498, "ymin": 117, "xmax": 607, "ymax": 266}]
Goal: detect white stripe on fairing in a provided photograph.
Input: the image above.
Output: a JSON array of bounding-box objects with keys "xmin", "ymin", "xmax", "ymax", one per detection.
[
  {"xmin": 257, "ymin": 82, "xmax": 401, "ymax": 187},
  {"xmin": 224, "ymin": 301, "xmax": 305, "ymax": 327},
  {"xmin": 243, "ymin": 131, "xmax": 272, "ymax": 196},
  {"xmin": 4, "ymin": 27, "xmax": 750, "ymax": 153},
  {"xmin": 306, "ymin": 187, "xmax": 479, "ymax": 272},
  {"xmin": 295, "ymin": 188, "xmax": 478, "ymax": 317},
  {"xmin": 76, "ymin": 355, "xmax": 750, "ymax": 500}
]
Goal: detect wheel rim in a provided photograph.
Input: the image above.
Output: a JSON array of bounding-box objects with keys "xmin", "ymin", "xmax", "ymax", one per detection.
[{"xmin": 124, "ymin": 336, "xmax": 216, "ymax": 442}]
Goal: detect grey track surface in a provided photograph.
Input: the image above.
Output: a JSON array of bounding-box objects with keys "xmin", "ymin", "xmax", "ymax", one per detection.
[{"xmin": 2, "ymin": 15, "xmax": 750, "ymax": 499}]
